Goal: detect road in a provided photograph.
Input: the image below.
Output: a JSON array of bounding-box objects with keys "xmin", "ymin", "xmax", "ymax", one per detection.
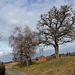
[{"xmin": 5, "ymin": 66, "xmax": 30, "ymax": 75}]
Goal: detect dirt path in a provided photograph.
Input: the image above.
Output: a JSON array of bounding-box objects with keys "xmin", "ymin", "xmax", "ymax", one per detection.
[{"xmin": 5, "ymin": 66, "xmax": 30, "ymax": 75}]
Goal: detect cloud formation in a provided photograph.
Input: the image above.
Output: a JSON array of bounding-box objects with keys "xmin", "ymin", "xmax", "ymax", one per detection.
[{"xmin": 0, "ymin": 0, "xmax": 75, "ymax": 56}]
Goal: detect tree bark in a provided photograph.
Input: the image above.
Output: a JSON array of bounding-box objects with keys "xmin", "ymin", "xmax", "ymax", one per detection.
[
  {"xmin": 55, "ymin": 45, "xmax": 59, "ymax": 59},
  {"xmin": 20, "ymin": 51, "xmax": 23, "ymax": 67},
  {"xmin": 29, "ymin": 55, "xmax": 32, "ymax": 62},
  {"xmin": 26, "ymin": 58, "xmax": 29, "ymax": 67},
  {"xmin": 29, "ymin": 57, "xmax": 32, "ymax": 62}
]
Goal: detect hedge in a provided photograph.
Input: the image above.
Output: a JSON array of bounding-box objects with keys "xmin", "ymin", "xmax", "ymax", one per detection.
[{"xmin": 0, "ymin": 66, "xmax": 5, "ymax": 75}]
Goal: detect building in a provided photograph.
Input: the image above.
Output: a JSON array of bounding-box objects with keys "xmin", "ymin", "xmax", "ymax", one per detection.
[{"xmin": 36, "ymin": 56, "xmax": 47, "ymax": 61}]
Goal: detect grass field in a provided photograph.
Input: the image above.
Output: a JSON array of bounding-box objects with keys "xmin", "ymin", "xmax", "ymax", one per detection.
[
  {"xmin": 12, "ymin": 56, "xmax": 75, "ymax": 75},
  {"xmin": 5, "ymin": 62, "xmax": 18, "ymax": 67}
]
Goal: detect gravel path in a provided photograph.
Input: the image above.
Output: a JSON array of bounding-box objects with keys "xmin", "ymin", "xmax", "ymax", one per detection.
[{"xmin": 5, "ymin": 66, "xmax": 30, "ymax": 75}]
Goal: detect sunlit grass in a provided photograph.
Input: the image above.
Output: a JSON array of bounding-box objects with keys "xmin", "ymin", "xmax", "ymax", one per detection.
[{"xmin": 12, "ymin": 56, "xmax": 75, "ymax": 75}]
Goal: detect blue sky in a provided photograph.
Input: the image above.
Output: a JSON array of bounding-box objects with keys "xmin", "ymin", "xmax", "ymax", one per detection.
[{"xmin": 0, "ymin": 0, "xmax": 75, "ymax": 58}]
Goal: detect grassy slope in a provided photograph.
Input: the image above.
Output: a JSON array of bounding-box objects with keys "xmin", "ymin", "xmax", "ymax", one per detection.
[{"xmin": 13, "ymin": 56, "xmax": 75, "ymax": 75}]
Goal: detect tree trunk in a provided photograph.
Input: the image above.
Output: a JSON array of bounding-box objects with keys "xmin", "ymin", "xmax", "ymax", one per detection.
[
  {"xmin": 55, "ymin": 45, "xmax": 59, "ymax": 59},
  {"xmin": 20, "ymin": 51, "xmax": 23, "ymax": 67},
  {"xmin": 26, "ymin": 58, "xmax": 29, "ymax": 67},
  {"xmin": 29, "ymin": 55, "xmax": 32, "ymax": 62}
]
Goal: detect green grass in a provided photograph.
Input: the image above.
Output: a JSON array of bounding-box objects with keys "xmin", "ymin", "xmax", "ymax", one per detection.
[{"xmin": 13, "ymin": 56, "xmax": 75, "ymax": 75}]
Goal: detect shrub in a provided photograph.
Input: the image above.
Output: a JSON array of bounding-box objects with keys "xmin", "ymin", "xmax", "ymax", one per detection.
[{"xmin": 0, "ymin": 66, "xmax": 5, "ymax": 75}]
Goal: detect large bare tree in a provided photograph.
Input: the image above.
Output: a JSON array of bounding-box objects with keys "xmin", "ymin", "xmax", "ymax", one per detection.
[
  {"xmin": 37, "ymin": 5, "xmax": 75, "ymax": 58},
  {"xmin": 9, "ymin": 26, "xmax": 37, "ymax": 66}
]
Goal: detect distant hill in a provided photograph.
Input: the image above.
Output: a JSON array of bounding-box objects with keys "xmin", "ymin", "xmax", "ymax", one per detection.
[{"xmin": 46, "ymin": 52, "xmax": 75, "ymax": 60}]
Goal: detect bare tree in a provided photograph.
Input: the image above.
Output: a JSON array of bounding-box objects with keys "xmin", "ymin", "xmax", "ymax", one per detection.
[
  {"xmin": 22, "ymin": 26, "xmax": 37, "ymax": 66},
  {"xmin": 9, "ymin": 26, "xmax": 37, "ymax": 66},
  {"xmin": 36, "ymin": 5, "xmax": 75, "ymax": 58}
]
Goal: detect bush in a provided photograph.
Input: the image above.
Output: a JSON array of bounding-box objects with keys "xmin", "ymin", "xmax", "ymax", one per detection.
[{"xmin": 0, "ymin": 66, "xmax": 5, "ymax": 75}]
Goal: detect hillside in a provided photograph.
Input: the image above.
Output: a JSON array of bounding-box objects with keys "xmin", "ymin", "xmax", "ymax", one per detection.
[{"xmin": 12, "ymin": 56, "xmax": 75, "ymax": 75}]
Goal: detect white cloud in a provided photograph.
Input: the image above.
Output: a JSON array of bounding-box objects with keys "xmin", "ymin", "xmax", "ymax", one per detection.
[
  {"xmin": 0, "ymin": 52, "xmax": 4, "ymax": 56},
  {"xmin": 0, "ymin": 0, "xmax": 75, "ymax": 57}
]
